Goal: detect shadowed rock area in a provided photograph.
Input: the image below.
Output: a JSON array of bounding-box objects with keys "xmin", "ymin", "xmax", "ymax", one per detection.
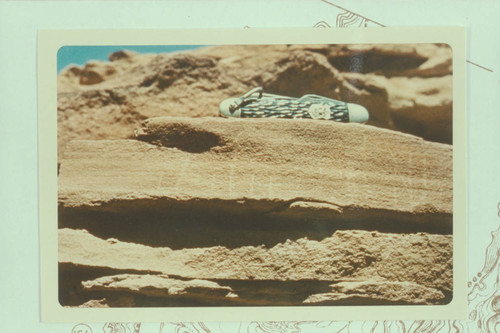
[{"xmin": 58, "ymin": 44, "xmax": 454, "ymax": 307}]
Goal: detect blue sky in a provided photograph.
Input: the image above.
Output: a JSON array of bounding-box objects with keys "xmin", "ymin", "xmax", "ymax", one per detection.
[{"xmin": 57, "ymin": 45, "xmax": 205, "ymax": 73}]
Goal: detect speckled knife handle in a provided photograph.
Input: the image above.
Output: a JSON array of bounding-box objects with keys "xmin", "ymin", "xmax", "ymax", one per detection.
[{"xmin": 240, "ymin": 99, "xmax": 350, "ymax": 122}]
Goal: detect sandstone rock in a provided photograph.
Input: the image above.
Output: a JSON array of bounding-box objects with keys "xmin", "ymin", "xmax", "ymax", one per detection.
[
  {"xmin": 340, "ymin": 73, "xmax": 452, "ymax": 143},
  {"xmin": 303, "ymin": 280, "xmax": 445, "ymax": 305},
  {"xmin": 57, "ymin": 44, "xmax": 454, "ymax": 307},
  {"xmin": 109, "ymin": 50, "xmax": 139, "ymax": 62},
  {"xmin": 78, "ymin": 61, "xmax": 118, "ymax": 85},
  {"xmin": 57, "ymin": 44, "xmax": 453, "ymax": 161},
  {"xmin": 74, "ymin": 298, "xmax": 109, "ymax": 308},
  {"xmin": 300, "ymin": 44, "xmax": 452, "ymax": 78},
  {"xmin": 59, "ymin": 229, "xmax": 452, "ymax": 294},
  {"xmin": 59, "ymin": 117, "xmax": 452, "ymax": 236},
  {"xmin": 261, "ymin": 50, "xmax": 343, "ymax": 98},
  {"xmin": 81, "ymin": 274, "xmax": 236, "ymax": 301}
]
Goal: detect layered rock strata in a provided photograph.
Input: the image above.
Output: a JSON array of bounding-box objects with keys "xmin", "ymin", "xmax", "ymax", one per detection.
[
  {"xmin": 58, "ymin": 44, "xmax": 453, "ymax": 307},
  {"xmin": 58, "ymin": 117, "xmax": 453, "ymax": 306}
]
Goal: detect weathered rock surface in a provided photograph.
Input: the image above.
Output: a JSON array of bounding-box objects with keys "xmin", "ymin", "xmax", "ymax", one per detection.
[
  {"xmin": 78, "ymin": 274, "xmax": 237, "ymax": 307},
  {"xmin": 57, "ymin": 44, "xmax": 453, "ymax": 161},
  {"xmin": 293, "ymin": 44, "xmax": 452, "ymax": 77},
  {"xmin": 340, "ymin": 73, "xmax": 452, "ymax": 143},
  {"xmin": 57, "ymin": 117, "xmax": 453, "ymax": 306},
  {"xmin": 59, "ymin": 228, "xmax": 452, "ymax": 306},
  {"xmin": 59, "ymin": 117, "xmax": 452, "ymax": 236},
  {"xmin": 303, "ymin": 281, "xmax": 446, "ymax": 305},
  {"xmin": 73, "ymin": 298, "xmax": 109, "ymax": 308},
  {"xmin": 57, "ymin": 44, "xmax": 454, "ymax": 307},
  {"xmin": 59, "ymin": 228, "xmax": 453, "ymax": 292},
  {"xmin": 82, "ymin": 274, "xmax": 234, "ymax": 296}
]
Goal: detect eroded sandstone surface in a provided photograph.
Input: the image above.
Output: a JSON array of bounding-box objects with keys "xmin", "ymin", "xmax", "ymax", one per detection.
[
  {"xmin": 57, "ymin": 44, "xmax": 453, "ymax": 307},
  {"xmin": 58, "ymin": 44, "xmax": 452, "ymax": 161},
  {"xmin": 59, "ymin": 228, "xmax": 451, "ymax": 306}
]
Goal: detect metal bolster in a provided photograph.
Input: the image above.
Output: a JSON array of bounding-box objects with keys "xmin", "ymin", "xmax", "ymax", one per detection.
[{"xmin": 229, "ymin": 87, "xmax": 264, "ymax": 111}]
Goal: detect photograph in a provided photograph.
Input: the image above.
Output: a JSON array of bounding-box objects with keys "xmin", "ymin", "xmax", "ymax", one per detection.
[
  {"xmin": 56, "ymin": 41, "xmax": 454, "ymax": 308},
  {"xmin": 5, "ymin": 0, "xmax": 499, "ymax": 330}
]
